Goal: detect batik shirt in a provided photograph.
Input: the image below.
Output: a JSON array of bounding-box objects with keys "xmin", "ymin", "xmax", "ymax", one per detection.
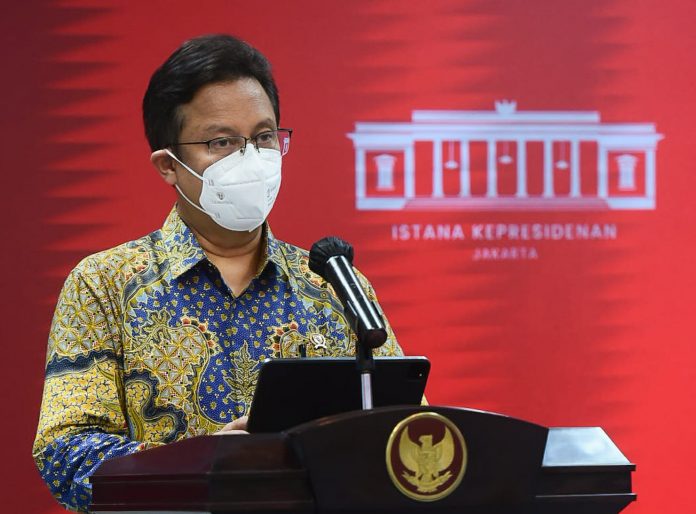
[{"xmin": 33, "ymin": 207, "xmax": 403, "ymax": 512}]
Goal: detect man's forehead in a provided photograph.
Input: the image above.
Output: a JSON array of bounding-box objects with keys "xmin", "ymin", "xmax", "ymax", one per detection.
[
  {"xmin": 187, "ymin": 79, "xmax": 270, "ymax": 108},
  {"xmin": 177, "ymin": 79, "xmax": 276, "ymax": 136}
]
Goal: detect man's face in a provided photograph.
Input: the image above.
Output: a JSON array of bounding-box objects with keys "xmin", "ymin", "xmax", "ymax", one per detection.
[{"xmin": 172, "ymin": 77, "xmax": 277, "ymax": 202}]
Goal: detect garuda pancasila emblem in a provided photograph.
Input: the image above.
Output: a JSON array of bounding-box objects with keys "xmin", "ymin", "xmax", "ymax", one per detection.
[
  {"xmin": 399, "ymin": 425, "xmax": 455, "ymax": 492},
  {"xmin": 386, "ymin": 411, "xmax": 467, "ymax": 501}
]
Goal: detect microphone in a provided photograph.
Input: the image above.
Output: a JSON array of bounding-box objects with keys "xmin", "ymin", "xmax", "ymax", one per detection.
[{"xmin": 309, "ymin": 237, "xmax": 387, "ymax": 349}]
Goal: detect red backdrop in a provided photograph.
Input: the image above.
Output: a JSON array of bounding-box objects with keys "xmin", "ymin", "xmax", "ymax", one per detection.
[{"xmin": 3, "ymin": 1, "xmax": 695, "ymax": 512}]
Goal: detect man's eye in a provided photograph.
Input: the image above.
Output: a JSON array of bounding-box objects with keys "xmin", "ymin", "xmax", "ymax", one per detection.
[
  {"xmin": 210, "ymin": 138, "xmax": 231, "ymax": 149},
  {"xmin": 256, "ymin": 132, "xmax": 276, "ymax": 145}
]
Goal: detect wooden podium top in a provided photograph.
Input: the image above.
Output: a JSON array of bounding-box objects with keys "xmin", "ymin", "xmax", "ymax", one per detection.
[{"xmin": 91, "ymin": 406, "xmax": 634, "ymax": 514}]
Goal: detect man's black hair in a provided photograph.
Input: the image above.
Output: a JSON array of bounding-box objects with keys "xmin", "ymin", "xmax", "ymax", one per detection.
[{"xmin": 142, "ymin": 34, "xmax": 280, "ymax": 152}]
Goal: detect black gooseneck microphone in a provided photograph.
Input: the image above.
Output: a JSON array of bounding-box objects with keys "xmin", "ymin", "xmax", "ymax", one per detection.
[
  {"xmin": 309, "ymin": 236, "xmax": 388, "ymax": 410},
  {"xmin": 308, "ymin": 237, "xmax": 387, "ymax": 350}
]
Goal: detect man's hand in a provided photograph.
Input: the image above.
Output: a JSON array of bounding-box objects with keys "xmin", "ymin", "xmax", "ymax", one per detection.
[{"xmin": 213, "ymin": 415, "xmax": 249, "ymax": 435}]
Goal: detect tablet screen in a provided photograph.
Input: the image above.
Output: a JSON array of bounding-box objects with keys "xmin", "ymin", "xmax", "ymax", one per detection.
[{"xmin": 247, "ymin": 357, "xmax": 430, "ymax": 433}]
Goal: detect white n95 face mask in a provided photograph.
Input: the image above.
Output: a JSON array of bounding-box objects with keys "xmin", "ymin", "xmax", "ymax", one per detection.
[{"xmin": 165, "ymin": 147, "xmax": 282, "ymax": 232}]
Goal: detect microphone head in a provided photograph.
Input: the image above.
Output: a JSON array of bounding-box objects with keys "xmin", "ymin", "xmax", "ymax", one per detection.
[{"xmin": 309, "ymin": 236, "xmax": 354, "ymax": 279}]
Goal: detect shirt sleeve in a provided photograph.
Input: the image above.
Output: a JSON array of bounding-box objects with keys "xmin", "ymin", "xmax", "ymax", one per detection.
[
  {"xmin": 32, "ymin": 259, "xmax": 158, "ymax": 512},
  {"xmin": 354, "ymin": 269, "xmax": 405, "ymax": 357}
]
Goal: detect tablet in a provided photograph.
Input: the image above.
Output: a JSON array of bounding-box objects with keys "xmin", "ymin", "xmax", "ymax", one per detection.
[{"xmin": 246, "ymin": 356, "xmax": 430, "ymax": 433}]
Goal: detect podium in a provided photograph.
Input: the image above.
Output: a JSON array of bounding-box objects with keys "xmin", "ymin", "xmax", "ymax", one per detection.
[{"xmin": 90, "ymin": 406, "xmax": 635, "ymax": 514}]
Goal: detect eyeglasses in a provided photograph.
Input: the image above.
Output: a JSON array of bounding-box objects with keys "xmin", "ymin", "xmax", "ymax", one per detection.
[{"xmin": 174, "ymin": 128, "xmax": 293, "ymax": 157}]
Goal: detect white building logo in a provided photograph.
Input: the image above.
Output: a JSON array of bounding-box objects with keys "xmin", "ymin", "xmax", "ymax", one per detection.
[{"xmin": 348, "ymin": 101, "xmax": 663, "ymax": 211}]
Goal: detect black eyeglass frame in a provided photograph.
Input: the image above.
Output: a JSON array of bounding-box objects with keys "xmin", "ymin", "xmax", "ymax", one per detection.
[{"xmin": 171, "ymin": 128, "xmax": 293, "ymax": 155}]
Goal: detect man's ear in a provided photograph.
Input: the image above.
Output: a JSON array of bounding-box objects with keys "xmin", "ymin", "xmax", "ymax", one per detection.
[{"xmin": 151, "ymin": 149, "xmax": 178, "ymax": 186}]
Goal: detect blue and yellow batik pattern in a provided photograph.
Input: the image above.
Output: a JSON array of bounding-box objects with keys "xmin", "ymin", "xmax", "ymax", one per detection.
[{"xmin": 33, "ymin": 207, "xmax": 402, "ymax": 512}]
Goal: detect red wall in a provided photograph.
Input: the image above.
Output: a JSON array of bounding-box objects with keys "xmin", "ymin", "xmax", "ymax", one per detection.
[{"xmin": 3, "ymin": 1, "xmax": 695, "ymax": 512}]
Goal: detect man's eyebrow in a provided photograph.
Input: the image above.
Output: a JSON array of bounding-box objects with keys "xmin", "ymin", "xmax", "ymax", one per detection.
[
  {"xmin": 200, "ymin": 124, "xmax": 237, "ymax": 136},
  {"xmin": 253, "ymin": 118, "xmax": 277, "ymax": 131},
  {"xmin": 201, "ymin": 118, "xmax": 277, "ymax": 137}
]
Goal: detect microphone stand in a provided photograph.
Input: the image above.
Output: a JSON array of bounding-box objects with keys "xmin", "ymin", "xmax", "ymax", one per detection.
[{"xmin": 356, "ymin": 335, "xmax": 375, "ymax": 410}]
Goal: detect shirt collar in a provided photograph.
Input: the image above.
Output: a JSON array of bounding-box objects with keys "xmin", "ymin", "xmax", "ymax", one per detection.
[
  {"xmin": 159, "ymin": 207, "xmax": 295, "ymax": 288},
  {"xmin": 264, "ymin": 225, "xmax": 299, "ymax": 291},
  {"xmin": 159, "ymin": 207, "xmax": 207, "ymax": 279}
]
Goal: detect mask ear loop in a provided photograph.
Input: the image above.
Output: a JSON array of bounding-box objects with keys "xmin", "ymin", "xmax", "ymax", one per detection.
[
  {"xmin": 165, "ymin": 149, "xmax": 210, "ymax": 216},
  {"xmin": 165, "ymin": 149, "xmax": 207, "ymax": 181},
  {"xmin": 175, "ymin": 184, "xmax": 210, "ymax": 215}
]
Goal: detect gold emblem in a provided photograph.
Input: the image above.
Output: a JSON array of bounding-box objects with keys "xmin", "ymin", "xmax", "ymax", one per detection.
[{"xmin": 386, "ymin": 412, "xmax": 467, "ymax": 501}]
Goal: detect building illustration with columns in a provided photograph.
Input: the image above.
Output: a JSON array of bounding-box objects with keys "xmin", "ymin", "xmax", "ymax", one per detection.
[{"xmin": 347, "ymin": 101, "xmax": 663, "ymax": 211}]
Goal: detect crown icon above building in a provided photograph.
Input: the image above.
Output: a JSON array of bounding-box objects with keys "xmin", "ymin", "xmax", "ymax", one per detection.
[{"xmin": 495, "ymin": 100, "xmax": 517, "ymax": 115}]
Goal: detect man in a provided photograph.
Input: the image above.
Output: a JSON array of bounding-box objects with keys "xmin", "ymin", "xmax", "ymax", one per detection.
[{"xmin": 33, "ymin": 34, "xmax": 403, "ymax": 513}]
